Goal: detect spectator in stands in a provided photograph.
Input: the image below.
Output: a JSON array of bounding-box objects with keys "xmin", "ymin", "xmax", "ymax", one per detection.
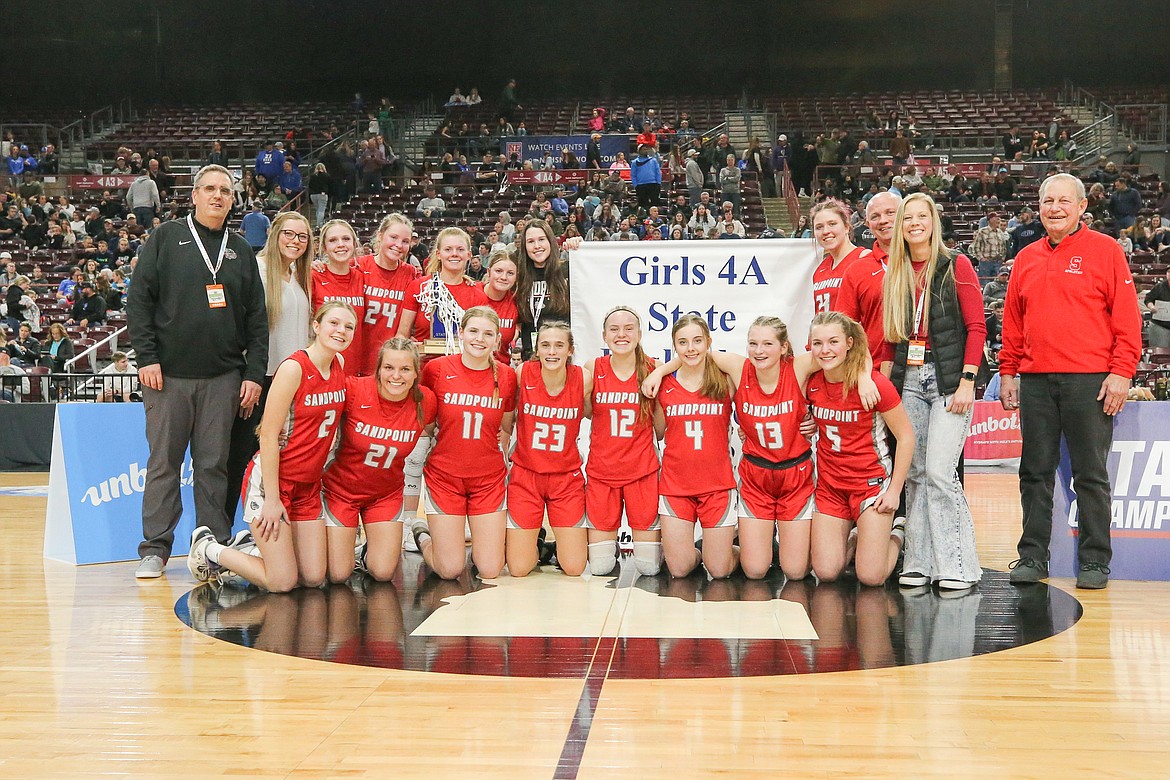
[
  {"xmin": 815, "ymin": 131, "xmax": 840, "ymax": 168},
  {"xmin": 706, "ymin": 134, "xmax": 736, "ymax": 180},
  {"xmin": 55, "ymin": 268, "xmax": 81, "ymax": 303},
  {"xmin": 1108, "ymin": 177, "xmax": 1142, "ymax": 230},
  {"xmin": 1029, "ymin": 131, "xmax": 1049, "ymax": 160},
  {"xmin": 854, "ymin": 139, "xmax": 877, "ymax": 166},
  {"xmin": 549, "ymin": 187, "xmax": 569, "ymax": 217},
  {"xmin": 66, "ymin": 282, "xmax": 107, "ymax": 328},
  {"xmin": 206, "ymin": 140, "xmax": 227, "ymax": 167},
  {"xmin": 499, "ymin": 78, "xmax": 522, "ymax": 122},
  {"xmin": 1051, "ymin": 130, "xmax": 1077, "ymax": 162},
  {"xmin": 126, "ymin": 170, "xmax": 161, "ymax": 228},
  {"xmin": 474, "ymin": 152, "xmax": 501, "ymax": 189},
  {"xmin": 889, "ymin": 129, "xmax": 912, "ymax": 166},
  {"xmin": 238, "ymin": 202, "xmax": 270, "ymax": 250},
  {"xmin": 278, "ymin": 159, "xmax": 302, "ymax": 198},
  {"xmin": 688, "ymin": 203, "xmax": 716, "ymax": 236},
  {"xmin": 718, "ymin": 154, "xmax": 742, "ymax": 216},
  {"xmin": 89, "ymin": 351, "xmax": 140, "ymax": 402},
  {"xmin": 416, "ymin": 185, "xmax": 447, "ymax": 218},
  {"xmin": 863, "ymin": 108, "xmax": 882, "ymax": 131},
  {"xmin": 111, "ymin": 156, "xmax": 132, "ymax": 177},
  {"xmin": 40, "ymin": 322, "xmax": 74, "ymax": 373},
  {"xmin": 1008, "ymin": 208, "xmax": 1043, "ymax": 258},
  {"xmin": 306, "ymin": 163, "xmax": 331, "ymax": 228},
  {"xmin": 636, "ymin": 123, "xmax": 657, "ymax": 152},
  {"xmin": 791, "ymin": 214, "xmax": 811, "ymax": 239},
  {"xmin": 358, "ymin": 140, "xmax": 387, "ymax": 194},
  {"xmin": 608, "ymin": 151, "xmax": 630, "ymax": 172},
  {"xmin": 993, "ymin": 168, "xmax": 1017, "ymax": 200},
  {"xmin": 628, "ymin": 145, "xmax": 663, "ymax": 214},
  {"xmin": 771, "ymin": 134, "xmax": 791, "ymax": 189},
  {"xmin": 718, "ymin": 203, "xmax": 746, "ymax": 237},
  {"xmin": 971, "ymin": 211, "xmax": 1010, "ymax": 281},
  {"xmin": 0, "ymin": 204, "xmax": 23, "ymax": 239},
  {"xmin": 1122, "ymin": 143, "xmax": 1140, "ymax": 170},
  {"xmin": 0, "ymin": 350, "xmax": 29, "ymax": 402},
  {"xmin": 0, "ymin": 259, "xmax": 16, "ymax": 289},
  {"xmin": 446, "ymin": 87, "xmax": 468, "ymax": 107},
  {"xmin": 1145, "ymin": 267, "xmax": 1170, "ymax": 348},
  {"xmin": 9, "ymin": 322, "xmax": 40, "ymax": 365},
  {"xmin": 1002, "ymin": 126, "xmax": 1024, "ymax": 159},
  {"xmin": 983, "ymin": 265, "xmax": 1011, "ymax": 306},
  {"xmin": 678, "ymin": 148, "xmax": 703, "ymax": 206},
  {"xmin": 4, "ymin": 275, "xmax": 32, "ymax": 332},
  {"xmin": 255, "ymin": 141, "xmax": 284, "ymax": 183},
  {"xmin": 986, "ymin": 299, "xmax": 1005, "ymax": 352}
]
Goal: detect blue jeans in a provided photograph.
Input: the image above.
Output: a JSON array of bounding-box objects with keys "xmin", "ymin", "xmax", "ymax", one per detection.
[{"xmin": 900, "ymin": 364, "xmax": 981, "ymax": 582}]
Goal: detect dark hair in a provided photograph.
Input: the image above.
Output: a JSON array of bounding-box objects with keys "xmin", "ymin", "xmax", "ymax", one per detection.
[{"xmin": 515, "ymin": 219, "xmax": 569, "ymax": 322}]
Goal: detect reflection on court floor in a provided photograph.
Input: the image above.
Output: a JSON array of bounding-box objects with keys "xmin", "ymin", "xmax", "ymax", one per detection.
[{"xmin": 176, "ymin": 554, "xmax": 1081, "ymax": 679}]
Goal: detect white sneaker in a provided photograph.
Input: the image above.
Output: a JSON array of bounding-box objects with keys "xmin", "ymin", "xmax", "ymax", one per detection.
[
  {"xmin": 403, "ymin": 521, "xmax": 419, "ymax": 552},
  {"xmin": 135, "ymin": 555, "xmax": 166, "ymax": 579},
  {"xmin": 187, "ymin": 526, "xmax": 219, "ymax": 583},
  {"xmin": 898, "ymin": 571, "xmax": 929, "ymax": 587},
  {"xmin": 890, "ymin": 516, "xmax": 906, "ymax": 545},
  {"xmin": 937, "ymin": 578, "xmax": 977, "ymax": 591}
]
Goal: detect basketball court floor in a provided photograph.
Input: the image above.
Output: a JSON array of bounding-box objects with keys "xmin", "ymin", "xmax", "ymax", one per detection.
[{"xmin": 2, "ymin": 470, "xmax": 1169, "ymax": 778}]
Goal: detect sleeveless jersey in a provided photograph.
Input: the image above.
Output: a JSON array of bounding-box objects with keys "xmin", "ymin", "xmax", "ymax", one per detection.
[
  {"xmin": 587, "ymin": 355, "xmax": 659, "ymax": 484},
  {"xmin": 805, "ymin": 369, "xmax": 900, "ymax": 486},
  {"xmin": 658, "ymin": 372, "xmax": 735, "ymax": 496},
  {"xmin": 812, "ymin": 245, "xmax": 867, "ymax": 314},
  {"xmin": 276, "ymin": 349, "xmax": 347, "ymax": 482},
  {"xmin": 402, "ymin": 274, "xmax": 488, "ymax": 343},
  {"xmin": 421, "ymin": 354, "xmax": 517, "ymax": 478},
  {"xmin": 312, "ymin": 264, "xmax": 367, "ymax": 376},
  {"xmin": 323, "ymin": 376, "xmax": 437, "ymax": 502},
  {"xmin": 484, "ymin": 291, "xmax": 519, "ymax": 365},
  {"xmin": 735, "ymin": 358, "xmax": 810, "ymax": 462},
  {"xmin": 512, "ymin": 360, "xmax": 584, "ymax": 473},
  {"xmin": 357, "ymin": 254, "xmax": 419, "ymax": 375}
]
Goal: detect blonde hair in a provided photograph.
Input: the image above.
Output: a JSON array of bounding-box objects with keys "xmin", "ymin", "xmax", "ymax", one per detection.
[
  {"xmin": 318, "ymin": 219, "xmax": 359, "ymax": 265},
  {"xmin": 258, "ymin": 211, "xmax": 313, "ymax": 330},
  {"xmin": 376, "ymin": 336, "xmax": 426, "ymax": 425},
  {"xmin": 461, "ymin": 305, "xmax": 502, "ymax": 400},
  {"xmin": 426, "ymin": 226, "xmax": 472, "ymax": 275},
  {"xmin": 670, "ymin": 314, "xmax": 730, "ymax": 401},
  {"xmin": 311, "ymin": 301, "xmax": 358, "ymax": 342},
  {"xmin": 602, "ymin": 305, "xmax": 655, "ymax": 422},
  {"xmin": 810, "ymin": 311, "xmax": 869, "ymax": 395},
  {"xmin": 375, "ymin": 212, "xmax": 413, "ymax": 248},
  {"xmin": 883, "ymin": 192, "xmax": 955, "ymax": 344},
  {"xmin": 749, "ymin": 315, "xmax": 792, "ymax": 357},
  {"xmin": 532, "ymin": 320, "xmax": 574, "ymax": 363},
  {"xmin": 809, "ymin": 198, "xmax": 852, "ymax": 231}
]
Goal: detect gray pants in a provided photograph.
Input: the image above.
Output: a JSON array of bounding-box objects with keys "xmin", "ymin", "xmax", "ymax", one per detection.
[
  {"xmin": 139, "ymin": 371, "xmax": 241, "ymax": 559},
  {"xmin": 901, "ymin": 364, "xmax": 981, "ymax": 583}
]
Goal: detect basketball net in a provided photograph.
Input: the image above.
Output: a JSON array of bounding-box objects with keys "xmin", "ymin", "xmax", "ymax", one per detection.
[{"xmin": 414, "ymin": 277, "xmax": 464, "ymax": 354}]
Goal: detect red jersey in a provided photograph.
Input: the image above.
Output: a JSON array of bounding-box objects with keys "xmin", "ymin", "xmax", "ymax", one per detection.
[
  {"xmin": 323, "ymin": 376, "xmax": 437, "ymax": 502},
  {"xmin": 812, "ymin": 246, "xmax": 866, "ymax": 314},
  {"xmin": 312, "ymin": 265, "xmax": 367, "ymax": 376},
  {"xmin": 837, "ymin": 252, "xmax": 887, "ymax": 361},
  {"xmin": 587, "ymin": 355, "xmax": 659, "ymax": 484},
  {"xmin": 402, "ymin": 274, "xmax": 488, "ymax": 343},
  {"xmin": 999, "ymin": 226, "xmax": 1142, "ymax": 377},
  {"xmin": 421, "ymin": 354, "xmax": 517, "ymax": 478},
  {"xmin": 276, "ymin": 350, "xmax": 347, "ymax": 482},
  {"xmin": 512, "ymin": 361, "xmax": 585, "ymax": 473},
  {"xmin": 805, "ymin": 369, "xmax": 899, "ymax": 487},
  {"xmin": 657, "ymin": 373, "xmax": 735, "ymax": 496},
  {"xmin": 357, "ymin": 254, "xmax": 419, "ymax": 375},
  {"xmin": 735, "ymin": 358, "xmax": 810, "ymax": 462},
  {"xmin": 484, "ymin": 291, "xmax": 519, "ymax": 365}
]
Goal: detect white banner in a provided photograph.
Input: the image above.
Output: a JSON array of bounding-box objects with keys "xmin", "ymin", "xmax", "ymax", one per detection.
[{"xmin": 570, "ymin": 239, "xmax": 819, "ymax": 362}]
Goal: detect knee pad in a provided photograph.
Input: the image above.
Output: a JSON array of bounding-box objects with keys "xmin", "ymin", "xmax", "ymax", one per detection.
[
  {"xmin": 633, "ymin": 541, "xmax": 663, "ymax": 576},
  {"xmin": 588, "ymin": 541, "xmax": 617, "ymax": 576},
  {"xmin": 403, "ymin": 435, "xmax": 433, "ymax": 497}
]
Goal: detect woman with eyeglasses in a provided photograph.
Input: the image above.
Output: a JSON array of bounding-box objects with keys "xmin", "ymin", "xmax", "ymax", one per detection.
[{"xmin": 225, "ymin": 211, "xmax": 316, "ymax": 522}]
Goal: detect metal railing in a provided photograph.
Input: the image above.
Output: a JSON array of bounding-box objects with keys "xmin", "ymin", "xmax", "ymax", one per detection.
[
  {"xmin": 64, "ymin": 326, "xmax": 126, "ymax": 373},
  {"xmin": 0, "ymin": 372, "xmax": 137, "ymax": 403}
]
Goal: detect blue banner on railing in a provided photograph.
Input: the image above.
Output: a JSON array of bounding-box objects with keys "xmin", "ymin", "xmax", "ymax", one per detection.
[
  {"xmin": 43, "ymin": 404, "xmax": 242, "ymax": 565},
  {"xmin": 498, "ymin": 135, "xmax": 631, "ymax": 168},
  {"xmin": 1051, "ymin": 402, "xmax": 1170, "ymax": 581}
]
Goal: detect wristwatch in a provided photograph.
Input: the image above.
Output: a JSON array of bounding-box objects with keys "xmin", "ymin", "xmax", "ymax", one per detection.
[{"xmin": 960, "ymin": 371, "xmax": 977, "ymax": 382}]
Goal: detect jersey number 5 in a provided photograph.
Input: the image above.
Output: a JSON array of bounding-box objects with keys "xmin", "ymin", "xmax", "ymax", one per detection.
[{"xmin": 822, "ymin": 424, "xmax": 842, "ymax": 452}]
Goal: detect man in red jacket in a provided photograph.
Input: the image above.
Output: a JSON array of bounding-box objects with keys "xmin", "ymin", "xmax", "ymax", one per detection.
[{"xmin": 998, "ymin": 173, "xmax": 1142, "ymax": 589}]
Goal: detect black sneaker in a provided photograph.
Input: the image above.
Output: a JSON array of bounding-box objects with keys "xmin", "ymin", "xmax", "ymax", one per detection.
[
  {"xmin": 1076, "ymin": 561, "xmax": 1110, "ymax": 590},
  {"xmin": 1008, "ymin": 557, "xmax": 1048, "ymax": 584}
]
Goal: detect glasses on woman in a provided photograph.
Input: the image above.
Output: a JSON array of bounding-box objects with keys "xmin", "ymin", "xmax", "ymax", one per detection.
[{"xmin": 279, "ymin": 229, "xmax": 310, "ymax": 243}]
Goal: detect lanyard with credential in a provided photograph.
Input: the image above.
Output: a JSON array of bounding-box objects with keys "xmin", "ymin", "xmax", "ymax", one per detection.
[
  {"xmin": 187, "ymin": 214, "xmax": 229, "ymax": 283},
  {"xmin": 907, "ymin": 285, "xmax": 928, "ymax": 366},
  {"xmin": 189, "ymin": 214, "xmax": 230, "ymax": 308}
]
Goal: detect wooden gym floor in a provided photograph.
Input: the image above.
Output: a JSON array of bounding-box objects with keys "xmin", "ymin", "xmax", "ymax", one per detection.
[{"xmin": 2, "ymin": 471, "xmax": 1169, "ymax": 779}]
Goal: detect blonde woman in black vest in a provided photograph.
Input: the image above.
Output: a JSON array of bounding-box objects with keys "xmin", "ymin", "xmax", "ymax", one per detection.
[{"xmin": 882, "ymin": 193, "xmax": 986, "ymax": 592}]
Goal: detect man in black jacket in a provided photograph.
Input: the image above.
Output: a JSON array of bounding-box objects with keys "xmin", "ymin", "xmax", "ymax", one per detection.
[
  {"xmin": 66, "ymin": 282, "xmax": 107, "ymax": 328},
  {"xmin": 127, "ymin": 164, "xmax": 268, "ymax": 579}
]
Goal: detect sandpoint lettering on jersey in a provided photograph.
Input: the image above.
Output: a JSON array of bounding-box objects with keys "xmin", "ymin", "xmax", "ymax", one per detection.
[
  {"xmin": 811, "ymin": 405, "xmax": 860, "ymax": 423},
  {"xmin": 352, "ymin": 422, "xmax": 420, "ymax": 443},
  {"xmin": 443, "ymin": 392, "xmax": 504, "ymax": 409},
  {"xmin": 303, "ymin": 389, "xmax": 346, "ymax": 407},
  {"xmin": 664, "ymin": 402, "xmax": 725, "ymax": 417},
  {"xmin": 594, "ymin": 391, "xmax": 641, "ymax": 405},
  {"xmin": 522, "ymin": 403, "xmax": 581, "ymax": 419},
  {"xmin": 739, "ymin": 399, "xmax": 795, "ymax": 417}
]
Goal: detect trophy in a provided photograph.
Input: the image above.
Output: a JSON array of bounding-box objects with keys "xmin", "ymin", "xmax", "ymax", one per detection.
[{"xmin": 414, "ymin": 277, "xmax": 465, "ymax": 355}]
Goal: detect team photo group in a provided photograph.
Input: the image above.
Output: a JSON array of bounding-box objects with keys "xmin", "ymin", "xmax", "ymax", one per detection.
[{"xmin": 129, "ymin": 164, "xmax": 1139, "ymax": 596}]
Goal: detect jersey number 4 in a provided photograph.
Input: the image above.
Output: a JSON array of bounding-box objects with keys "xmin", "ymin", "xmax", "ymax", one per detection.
[{"xmin": 685, "ymin": 420, "xmax": 704, "ymax": 450}]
